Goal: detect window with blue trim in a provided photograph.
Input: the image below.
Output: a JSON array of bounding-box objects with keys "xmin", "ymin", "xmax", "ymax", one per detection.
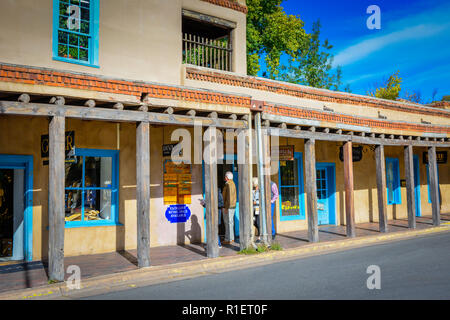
[
  {"xmin": 53, "ymin": 0, "xmax": 99, "ymax": 67},
  {"xmin": 386, "ymin": 157, "xmax": 401, "ymax": 205},
  {"xmin": 64, "ymin": 149, "xmax": 119, "ymax": 227},
  {"xmin": 279, "ymin": 152, "xmax": 306, "ymax": 221}
]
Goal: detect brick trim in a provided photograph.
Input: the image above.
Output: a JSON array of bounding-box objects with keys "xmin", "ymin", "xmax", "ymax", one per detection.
[
  {"xmin": 200, "ymin": 0, "xmax": 248, "ymax": 14},
  {"xmin": 186, "ymin": 67, "xmax": 450, "ymax": 119},
  {"xmin": 264, "ymin": 104, "xmax": 450, "ymax": 135},
  {"xmin": 0, "ymin": 63, "xmax": 252, "ymax": 107}
]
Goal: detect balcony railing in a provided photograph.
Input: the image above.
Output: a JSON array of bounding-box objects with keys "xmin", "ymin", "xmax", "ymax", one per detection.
[{"xmin": 183, "ymin": 33, "xmax": 232, "ymax": 72}]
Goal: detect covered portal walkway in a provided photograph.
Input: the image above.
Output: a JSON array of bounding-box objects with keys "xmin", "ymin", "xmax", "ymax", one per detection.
[{"xmin": 1, "ymin": 213, "xmax": 448, "ymax": 294}]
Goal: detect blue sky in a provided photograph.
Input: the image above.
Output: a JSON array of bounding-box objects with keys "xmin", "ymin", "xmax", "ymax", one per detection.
[{"xmin": 261, "ymin": 0, "xmax": 450, "ymax": 102}]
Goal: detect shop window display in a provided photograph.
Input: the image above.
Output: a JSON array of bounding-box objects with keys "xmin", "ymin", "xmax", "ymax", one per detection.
[
  {"xmin": 64, "ymin": 149, "xmax": 117, "ymax": 226},
  {"xmin": 278, "ymin": 153, "xmax": 305, "ymax": 220}
]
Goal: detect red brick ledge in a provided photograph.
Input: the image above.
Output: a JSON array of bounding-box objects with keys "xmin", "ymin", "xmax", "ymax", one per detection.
[
  {"xmin": 186, "ymin": 67, "xmax": 450, "ymax": 119},
  {"xmin": 0, "ymin": 63, "xmax": 252, "ymax": 108},
  {"xmin": 265, "ymin": 104, "xmax": 450, "ymax": 135},
  {"xmin": 200, "ymin": 0, "xmax": 248, "ymax": 14}
]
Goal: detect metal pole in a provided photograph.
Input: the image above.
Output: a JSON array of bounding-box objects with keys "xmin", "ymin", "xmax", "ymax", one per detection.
[{"xmin": 255, "ymin": 112, "xmax": 268, "ymax": 245}]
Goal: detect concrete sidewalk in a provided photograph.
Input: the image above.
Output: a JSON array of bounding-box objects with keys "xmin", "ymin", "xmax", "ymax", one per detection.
[{"xmin": 0, "ymin": 214, "xmax": 449, "ymax": 300}]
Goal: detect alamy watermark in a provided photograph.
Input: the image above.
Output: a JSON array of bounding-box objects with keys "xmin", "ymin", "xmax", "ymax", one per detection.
[
  {"xmin": 66, "ymin": 265, "xmax": 81, "ymax": 290},
  {"xmin": 366, "ymin": 265, "xmax": 381, "ymax": 290},
  {"xmin": 366, "ymin": 5, "xmax": 381, "ymax": 30}
]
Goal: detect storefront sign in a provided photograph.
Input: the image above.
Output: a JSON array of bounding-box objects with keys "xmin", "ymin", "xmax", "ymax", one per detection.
[
  {"xmin": 339, "ymin": 146, "xmax": 363, "ymax": 162},
  {"xmin": 165, "ymin": 205, "xmax": 191, "ymax": 223},
  {"xmin": 41, "ymin": 131, "xmax": 75, "ymax": 158},
  {"xmin": 423, "ymin": 151, "xmax": 447, "ymax": 164},
  {"xmin": 163, "ymin": 160, "xmax": 192, "ymax": 205},
  {"xmin": 162, "ymin": 143, "xmax": 182, "ymax": 157},
  {"xmin": 272, "ymin": 145, "xmax": 294, "ymax": 161}
]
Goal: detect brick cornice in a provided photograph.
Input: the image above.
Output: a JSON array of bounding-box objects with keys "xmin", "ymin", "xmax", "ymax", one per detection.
[
  {"xmin": 186, "ymin": 67, "xmax": 450, "ymax": 119},
  {"xmin": 265, "ymin": 104, "xmax": 450, "ymax": 135},
  {"xmin": 0, "ymin": 63, "xmax": 252, "ymax": 108},
  {"xmin": 200, "ymin": 0, "xmax": 248, "ymax": 14}
]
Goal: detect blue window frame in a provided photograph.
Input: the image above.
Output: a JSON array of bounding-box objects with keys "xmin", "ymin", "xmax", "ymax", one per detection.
[
  {"xmin": 64, "ymin": 148, "xmax": 119, "ymax": 228},
  {"xmin": 278, "ymin": 152, "xmax": 306, "ymax": 221},
  {"xmin": 386, "ymin": 157, "xmax": 401, "ymax": 205},
  {"xmin": 0, "ymin": 155, "xmax": 34, "ymax": 261},
  {"xmin": 52, "ymin": 0, "xmax": 99, "ymax": 67}
]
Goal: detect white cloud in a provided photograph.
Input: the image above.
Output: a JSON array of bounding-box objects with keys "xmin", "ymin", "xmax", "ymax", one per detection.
[{"xmin": 334, "ymin": 23, "xmax": 448, "ymax": 67}]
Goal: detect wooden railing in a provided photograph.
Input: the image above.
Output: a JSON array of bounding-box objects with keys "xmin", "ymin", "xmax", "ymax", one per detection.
[{"xmin": 183, "ymin": 33, "xmax": 232, "ymax": 72}]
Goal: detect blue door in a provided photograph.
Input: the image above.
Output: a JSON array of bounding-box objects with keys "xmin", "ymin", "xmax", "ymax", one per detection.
[
  {"xmin": 0, "ymin": 155, "xmax": 33, "ymax": 262},
  {"xmin": 413, "ymin": 155, "xmax": 421, "ymax": 217},
  {"xmin": 316, "ymin": 163, "xmax": 336, "ymax": 226}
]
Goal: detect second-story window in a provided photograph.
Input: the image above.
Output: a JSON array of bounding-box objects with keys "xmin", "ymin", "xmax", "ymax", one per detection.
[
  {"xmin": 52, "ymin": 0, "xmax": 99, "ymax": 67},
  {"xmin": 182, "ymin": 9, "xmax": 235, "ymax": 72}
]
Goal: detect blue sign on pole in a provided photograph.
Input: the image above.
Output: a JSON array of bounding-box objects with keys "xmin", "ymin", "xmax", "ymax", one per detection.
[{"xmin": 165, "ymin": 205, "xmax": 191, "ymax": 223}]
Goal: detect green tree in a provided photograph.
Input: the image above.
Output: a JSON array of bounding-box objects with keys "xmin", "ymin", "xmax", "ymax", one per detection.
[
  {"xmin": 442, "ymin": 95, "xmax": 450, "ymax": 101},
  {"xmin": 277, "ymin": 20, "xmax": 348, "ymax": 91},
  {"xmin": 246, "ymin": 0, "xmax": 308, "ymax": 78},
  {"xmin": 368, "ymin": 71, "xmax": 402, "ymax": 100}
]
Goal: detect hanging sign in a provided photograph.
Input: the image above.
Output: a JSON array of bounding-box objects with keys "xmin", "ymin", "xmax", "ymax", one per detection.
[
  {"xmin": 41, "ymin": 131, "xmax": 75, "ymax": 158},
  {"xmin": 165, "ymin": 204, "xmax": 191, "ymax": 223},
  {"xmin": 162, "ymin": 144, "xmax": 182, "ymax": 157},
  {"xmin": 272, "ymin": 145, "xmax": 294, "ymax": 161},
  {"xmin": 423, "ymin": 151, "xmax": 447, "ymax": 164},
  {"xmin": 339, "ymin": 146, "xmax": 363, "ymax": 162}
]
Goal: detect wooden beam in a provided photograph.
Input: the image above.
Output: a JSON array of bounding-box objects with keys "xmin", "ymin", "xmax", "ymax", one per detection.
[
  {"xmin": 266, "ymin": 127, "xmax": 450, "ymax": 148},
  {"xmin": 237, "ymin": 129, "xmax": 252, "ymax": 250},
  {"xmin": 375, "ymin": 145, "xmax": 388, "ymax": 233},
  {"xmin": 114, "ymin": 103, "xmax": 124, "ymax": 110},
  {"xmin": 304, "ymin": 139, "xmax": 319, "ymax": 242},
  {"xmin": 343, "ymin": 141, "xmax": 356, "ymax": 238},
  {"xmin": 428, "ymin": 146, "xmax": 441, "ymax": 226},
  {"xmin": 48, "ymin": 115, "xmax": 65, "ymax": 282},
  {"xmin": 0, "ymin": 101, "xmax": 248, "ymax": 129},
  {"xmin": 263, "ymin": 133, "xmax": 272, "ymax": 245},
  {"xmin": 204, "ymin": 127, "xmax": 219, "ymax": 258},
  {"xmin": 18, "ymin": 93, "xmax": 30, "ymax": 103},
  {"xmin": 50, "ymin": 96, "xmax": 65, "ymax": 105},
  {"xmin": 136, "ymin": 121, "xmax": 151, "ymax": 267},
  {"xmin": 404, "ymin": 145, "xmax": 416, "ymax": 229},
  {"xmin": 138, "ymin": 104, "xmax": 148, "ymax": 112},
  {"xmin": 84, "ymin": 99, "xmax": 96, "ymax": 108}
]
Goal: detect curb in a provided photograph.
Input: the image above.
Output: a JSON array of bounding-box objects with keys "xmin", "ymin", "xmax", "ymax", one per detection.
[{"xmin": 2, "ymin": 224, "xmax": 450, "ymax": 300}]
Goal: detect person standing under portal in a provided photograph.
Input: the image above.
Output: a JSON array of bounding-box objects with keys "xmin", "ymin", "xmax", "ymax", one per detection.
[
  {"xmin": 222, "ymin": 171, "xmax": 236, "ymax": 244},
  {"xmin": 271, "ymin": 181, "xmax": 279, "ymax": 240}
]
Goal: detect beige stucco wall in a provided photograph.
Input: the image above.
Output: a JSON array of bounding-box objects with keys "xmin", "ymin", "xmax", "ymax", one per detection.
[
  {"xmin": 270, "ymin": 139, "xmax": 450, "ymax": 234},
  {"xmin": 0, "ymin": 116, "xmax": 206, "ymax": 260},
  {"xmin": 0, "ymin": 0, "xmax": 247, "ymax": 86}
]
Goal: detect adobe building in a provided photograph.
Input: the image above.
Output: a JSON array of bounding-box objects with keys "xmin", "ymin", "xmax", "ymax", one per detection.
[{"xmin": 0, "ymin": 0, "xmax": 448, "ymax": 281}]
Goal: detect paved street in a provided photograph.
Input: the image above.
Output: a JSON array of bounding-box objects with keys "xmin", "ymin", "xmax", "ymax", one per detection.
[{"xmin": 83, "ymin": 232, "xmax": 450, "ymax": 300}]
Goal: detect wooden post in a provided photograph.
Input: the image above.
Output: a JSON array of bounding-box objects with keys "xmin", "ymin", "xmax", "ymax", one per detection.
[
  {"xmin": 237, "ymin": 129, "xmax": 252, "ymax": 250},
  {"xmin": 343, "ymin": 141, "xmax": 356, "ymax": 237},
  {"xmin": 428, "ymin": 146, "xmax": 440, "ymax": 226},
  {"xmin": 304, "ymin": 139, "xmax": 319, "ymax": 242},
  {"xmin": 255, "ymin": 113, "xmax": 269, "ymax": 245},
  {"xmin": 263, "ymin": 133, "xmax": 272, "ymax": 245},
  {"xmin": 136, "ymin": 121, "xmax": 151, "ymax": 267},
  {"xmin": 404, "ymin": 145, "xmax": 416, "ymax": 229},
  {"xmin": 48, "ymin": 115, "xmax": 65, "ymax": 281},
  {"xmin": 375, "ymin": 145, "xmax": 388, "ymax": 233},
  {"xmin": 204, "ymin": 127, "xmax": 219, "ymax": 258}
]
